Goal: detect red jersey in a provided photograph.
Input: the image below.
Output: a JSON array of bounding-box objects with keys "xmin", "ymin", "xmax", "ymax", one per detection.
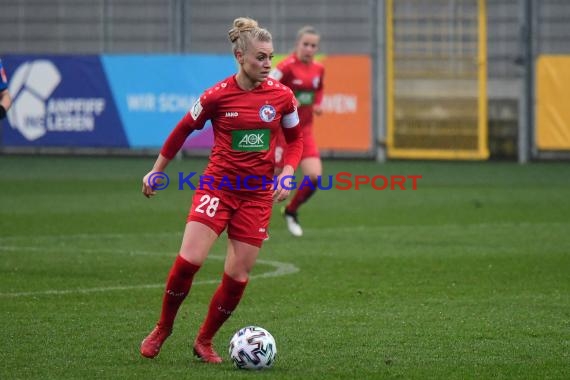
[
  {"xmin": 161, "ymin": 75, "xmax": 302, "ymax": 202},
  {"xmin": 270, "ymin": 53, "xmax": 324, "ymax": 128}
]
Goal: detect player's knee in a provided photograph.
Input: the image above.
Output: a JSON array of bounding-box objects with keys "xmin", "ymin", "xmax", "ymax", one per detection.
[{"xmin": 307, "ymin": 173, "xmax": 320, "ymax": 183}]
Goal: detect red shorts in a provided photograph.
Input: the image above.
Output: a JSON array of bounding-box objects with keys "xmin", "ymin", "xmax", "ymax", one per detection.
[
  {"xmin": 275, "ymin": 125, "xmax": 320, "ymax": 169},
  {"xmin": 187, "ymin": 188, "xmax": 271, "ymax": 248}
]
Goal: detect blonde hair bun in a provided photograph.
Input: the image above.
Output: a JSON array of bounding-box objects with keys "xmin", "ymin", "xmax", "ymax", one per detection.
[{"xmin": 228, "ymin": 17, "xmax": 259, "ymax": 43}]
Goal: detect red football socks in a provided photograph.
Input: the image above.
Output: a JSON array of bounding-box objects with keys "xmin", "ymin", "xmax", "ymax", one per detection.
[
  {"xmin": 197, "ymin": 272, "xmax": 248, "ymax": 341},
  {"xmin": 286, "ymin": 180, "xmax": 317, "ymax": 213},
  {"xmin": 157, "ymin": 255, "xmax": 201, "ymax": 329}
]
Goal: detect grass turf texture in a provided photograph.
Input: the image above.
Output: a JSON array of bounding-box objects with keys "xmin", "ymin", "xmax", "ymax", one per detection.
[{"xmin": 0, "ymin": 156, "xmax": 569, "ymax": 379}]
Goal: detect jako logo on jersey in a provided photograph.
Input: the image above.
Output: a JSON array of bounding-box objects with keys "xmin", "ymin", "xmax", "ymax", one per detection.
[
  {"xmin": 259, "ymin": 104, "xmax": 276, "ymax": 122},
  {"xmin": 225, "ymin": 111, "xmax": 238, "ymax": 117},
  {"xmin": 7, "ymin": 59, "xmax": 105, "ymax": 141}
]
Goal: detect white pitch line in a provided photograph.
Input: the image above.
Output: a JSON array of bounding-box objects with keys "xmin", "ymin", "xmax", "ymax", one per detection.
[
  {"xmin": 0, "ymin": 231, "xmax": 182, "ymax": 241},
  {"xmin": 0, "ymin": 222, "xmax": 567, "ymax": 244},
  {"xmin": 0, "ymin": 246, "xmax": 172, "ymax": 255},
  {"xmin": 0, "ymin": 248, "xmax": 299, "ymax": 298}
]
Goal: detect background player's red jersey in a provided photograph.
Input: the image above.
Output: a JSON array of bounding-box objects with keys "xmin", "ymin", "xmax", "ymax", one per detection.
[
  {"xmin": 161, "ymin": 75, "xmax": 300, "ymax": 202},
  {"xmin": 271, "ymin": 53, "xmax": 324, "ymax": 128}
]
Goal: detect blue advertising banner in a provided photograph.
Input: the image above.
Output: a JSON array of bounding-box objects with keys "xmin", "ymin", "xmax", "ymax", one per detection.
[
  {"xmin": 101, "ymin": 55, "xmax": 236, "ymax": 148},
  {"xmin": 1, "ymin": 54, "xmax": 237, "ymax": 149},
  {"xmin": 2, "ymin": 55, "xmax": 128, "ymax": 147}
]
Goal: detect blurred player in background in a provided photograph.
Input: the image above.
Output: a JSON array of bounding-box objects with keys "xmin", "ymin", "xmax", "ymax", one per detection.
[
  {"xmin": 270, "ymin": 26, "xmax": 324, "ymax": 237},
  {"xmin": 139, "ymin": 17, "xmax": 302, "ymax": 363},
  {"xmin": 0, "ymin": 58, "xmax": 12, "ymax": 120}
]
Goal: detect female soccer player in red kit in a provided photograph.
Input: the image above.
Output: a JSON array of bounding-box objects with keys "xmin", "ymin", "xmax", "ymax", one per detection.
[
  {"xmin": 270, "ymin": 26, "xmax": 325, "ymax": 237},
  {"xmin": 139, "ymin": 17, "xmax": 302, "ymax": 363}
]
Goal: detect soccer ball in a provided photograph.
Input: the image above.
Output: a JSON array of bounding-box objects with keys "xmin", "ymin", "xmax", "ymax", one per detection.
[{"xmin": 228, "ymin": 326, "xmax": 277, "ymax": 370}]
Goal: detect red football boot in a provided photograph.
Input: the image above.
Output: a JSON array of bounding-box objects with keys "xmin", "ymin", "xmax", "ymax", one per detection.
[
  {"xmin": 140, "ymin": 325, "xmax": 172, "ymax": 358},
  {"xmin": 193, "ymin": 337, "xmax": 223, "ymax": 364}
]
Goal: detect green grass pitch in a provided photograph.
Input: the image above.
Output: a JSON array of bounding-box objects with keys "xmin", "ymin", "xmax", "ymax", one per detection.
[{"xmin": 1, "ymin": 156, "xmax": 569, "ymax": 379}]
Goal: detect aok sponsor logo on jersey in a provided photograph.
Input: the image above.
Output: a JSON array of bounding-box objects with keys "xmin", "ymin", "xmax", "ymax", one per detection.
[
  {"xmin": 232, "ymin": 129, "xmax": 270, "ymax": 151},
  {"xmin": 294, "ymin": 91, "xmax": 315, "ymax": 106}
]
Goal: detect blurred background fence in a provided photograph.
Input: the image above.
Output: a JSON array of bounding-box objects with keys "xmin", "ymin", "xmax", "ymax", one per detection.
[{"xmin": 1, "ymin": 0, "xmax": 570, "ymax": 161}]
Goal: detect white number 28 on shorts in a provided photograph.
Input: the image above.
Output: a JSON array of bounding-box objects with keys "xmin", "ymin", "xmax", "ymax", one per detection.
[{"xmin": 195, "ymin": 194, "xmax": 220, "ymax": 217}]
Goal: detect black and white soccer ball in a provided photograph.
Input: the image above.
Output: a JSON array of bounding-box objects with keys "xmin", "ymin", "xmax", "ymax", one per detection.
[{"xmin": 228, "ymin": 326, "xmax": 277, "ymax": 370}]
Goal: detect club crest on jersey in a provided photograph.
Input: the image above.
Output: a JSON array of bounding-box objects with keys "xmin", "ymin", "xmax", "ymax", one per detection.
[{"xmin": 259, "ymin": 104, "xmax": 276, "ymax": 122}]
